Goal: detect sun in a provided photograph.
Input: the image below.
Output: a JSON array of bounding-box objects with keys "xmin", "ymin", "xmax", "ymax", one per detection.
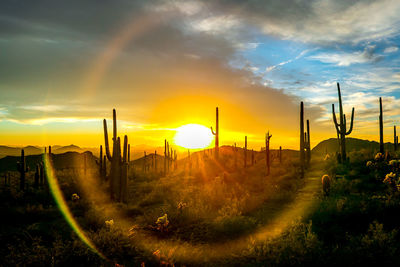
[{"xmin": 174, "ymin": 124, "xmax": 214, "ymax": 149}]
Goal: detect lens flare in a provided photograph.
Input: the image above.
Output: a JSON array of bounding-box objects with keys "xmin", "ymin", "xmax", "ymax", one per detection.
[{"xmin": 44, "ymin": 155, "xmax": 105, "ymax": 259}]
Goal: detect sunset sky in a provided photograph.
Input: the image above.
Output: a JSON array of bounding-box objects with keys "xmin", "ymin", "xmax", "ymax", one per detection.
[{"xmin": 1, "ymin": 0, "xmax": 400, "ymax": 149}]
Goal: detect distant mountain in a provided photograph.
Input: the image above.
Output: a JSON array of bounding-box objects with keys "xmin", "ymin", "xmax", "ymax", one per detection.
[
  {"xmin": 0, "ymin": 151, "xmax": 98, "ymax": 172},
  {"xmin": 53, "ymin": 144, "xmax": 83, "ymax": 154},
  {"xmin": 0, "ymin": 145, "xmax": 43, "ymax": 159},
  {"xmin": 312, "ymin": 137, "xmax": 394, "ymax": 155}
]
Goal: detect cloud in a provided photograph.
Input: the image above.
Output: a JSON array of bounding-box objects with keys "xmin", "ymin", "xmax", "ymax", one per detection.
[
  {"xmin": 384, "ymin": 46, "xmax": 399, "ymax": 53},
  {"xmin": 266, "ymin": 49, "xmax": 312, "ymax": 72},
  {"xmin": 308, "ymin": 45, "xmax": 383, "ymax": 66}
]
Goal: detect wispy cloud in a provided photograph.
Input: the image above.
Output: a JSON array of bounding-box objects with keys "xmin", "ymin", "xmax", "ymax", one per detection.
[
  {"xmin": 5, "ymin": 117, "xmax": 100, "ymax": 125},
  {"xmin": 266, "ymin": 49, "xmax": 312, "ymax": 72},
  {"xmin": 308, "ymin": 45, "xmax": 383, "ymax": 66},
  {"xmin": 384, "ymin": 46, "xmax": 399, "ymax": 53}
]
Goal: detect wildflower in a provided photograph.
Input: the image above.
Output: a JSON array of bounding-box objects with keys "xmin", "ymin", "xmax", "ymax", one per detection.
[
  {"xmin": 375, "ymin": 152, "xmax": 384, "ymax": 161},
  {"xmin": 71, "ymin": 193, "xmax": 80, "ymax": 201},
  {"xmin": 105, "ymin": 219, "xmax": 114, "ymax": 228},
  {"xmin": 389, "ymin": 160, "xmax": 398, "ymax": 166},
  {"xmin": 156, "ymin": 214, "xmax": 169, "ymax": 232},
  {"xmin": 153, "ymin": 249, "xmax": 161, "ymax": 260},
  {"xmin": 383, "ymin": 172, "xmax": 396, "ymax": 184},
  {"xmin": 366, "ymin": 161, "xmax": 373, "ymax": 167},
  {"xmin": 177, "ymin": 202, "xmax": 187, "ymax": 211}
]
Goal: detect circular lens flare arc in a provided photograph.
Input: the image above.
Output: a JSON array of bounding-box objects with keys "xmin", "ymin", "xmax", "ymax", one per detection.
[{"xmin": 44, "ymin": 155, "xmax": 104, "ymax": 259}]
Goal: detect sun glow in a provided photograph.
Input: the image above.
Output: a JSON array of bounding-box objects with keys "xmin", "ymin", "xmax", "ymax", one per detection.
[{"xmin": 174, "ymin": 124, "xmax": 214, "ymax": 149}]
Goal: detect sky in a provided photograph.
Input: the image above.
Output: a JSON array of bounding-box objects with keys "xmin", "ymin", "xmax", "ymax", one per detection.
[{"xmin": 0, "ymin": 0, "xmax": 400, "ymax": 149}]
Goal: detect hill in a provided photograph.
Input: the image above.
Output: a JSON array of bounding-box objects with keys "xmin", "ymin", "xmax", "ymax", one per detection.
[{"xmin": 312, "ymin": 137, "xmax": 395, "ymax": 155}]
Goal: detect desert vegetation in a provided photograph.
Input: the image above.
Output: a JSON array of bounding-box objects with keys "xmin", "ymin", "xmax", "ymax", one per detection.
[{"xmin": 2, "ymin": 83, "xmax": 400, "ymax": 266}]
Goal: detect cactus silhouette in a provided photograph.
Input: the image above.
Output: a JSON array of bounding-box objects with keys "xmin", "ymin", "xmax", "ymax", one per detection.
[
  {"xmin": 332, "ymin": 83, "xmax": 354, "ymax": 163},
  {"xmin": 265, "ymin": 131, "xmax": 272, "ymax": 176},
  {"xmin": 210, "ymin": 107, "xmax": 219, "ymax": 160},
  {"xmin": 379, "ymin": 97, "xmax": 384, "ymax": 154},
  {"xmin": 394, "ymin": 126, "xmax": 398, "ymax": 151},
  {"xmin": 103, "ymin": 109, "xmax": 128, "ymax": 202},
  {"xmin": 17, "ymin": 149, "xmax": 28, "ymax": 190},
  {"xmin": 244, "ymin": 136, "xmax": 247, "ymax": 168}
]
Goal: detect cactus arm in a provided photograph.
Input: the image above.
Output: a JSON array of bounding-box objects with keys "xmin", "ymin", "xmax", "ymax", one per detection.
[
  {"xmin": 113, "ymin": 109, "xmax": 117, "ymax": 142},
  {"xmin": 210, "ymin": 126, "xmax": 216, "ymax": 135},
  {"xmin": 332, "ymin": 104, "xmax": 341, "ymax": 134},
  {"xmin": 103, "ymin": 119, "xmax": 112, "ymax": 161},
  {"xmin": 337, "ymin": 83, "xmax": 344, "ymax": 127},
  {"xmin": 346, "ymin": 107, "xmax": 355, "ymax": 135}
]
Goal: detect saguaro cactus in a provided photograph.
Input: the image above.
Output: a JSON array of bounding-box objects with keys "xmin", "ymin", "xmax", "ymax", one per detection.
[
  {"xmin": 244, "ymin": 136, "xmax": 247, "ymax": 168},
  {"xmin": 103, "ymin": 109, "xmax": 128, "ymax": 202},
  {"xmin": 279, "ymin": 146, "xmax": 282, "ymax": 164},
  {"xmin": 332, "ymin": 83, "xmax": 355, "ymax": 163},
  {"xmin": 210, "ymin": 107, "xmax": 219, "ymax": 160},
  {"xmin": 164, "ymin": 139, "xmax": 167, "ymax": 174},
  {"xmin": 120, "ymin": 135, "xmax": 128, "ymax": 202},
  {"xmin": 266, "ymin": 131, "xmax": 272, "ymax": 176},
  {"xmin": 394, "ymin": 126, "xmax": 398, "ymax": 151},
  {"xmin": 17, "ymin": 149, "xmax": 28, "ymax": 190},
  {"xmin": 379, "ymin": 97, "xmax": 384, "ymax": 154}
]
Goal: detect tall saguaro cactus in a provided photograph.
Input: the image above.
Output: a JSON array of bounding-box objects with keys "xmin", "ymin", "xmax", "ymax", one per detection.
[
  {"xmin": 394, "ymin": 126, "xmax": 398, "ymax": 151},
  {"xmin": 379, "ymin": 97, "xmax": 384, "ymax": 154},
  {"xmin": 17, "ymin": 149, "xmax": 28, "ymax": 190},
  {"xmin": 210, "ymin": 107, "xmax": 219, "ymax": 160},
  {"xmin": 332, "ymin": 83, "xmax": 355, "ymax": 163},
  {"xmin": 103, "ymin": 109, "xmax": 128, "ymax": 202},
  {"xmin": 265, "ymin": 131, "xmax": 272, "ymax": 176},
  {"xmin": 244, "ymin": 136, "xmax": 247, "ymax": 168}
]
